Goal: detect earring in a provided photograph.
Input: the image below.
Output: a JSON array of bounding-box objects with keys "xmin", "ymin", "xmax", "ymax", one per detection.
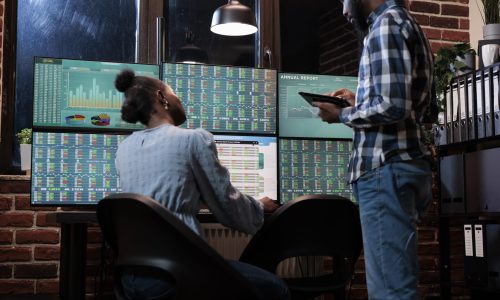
[{"xmin": 163, "ymin": 98, "xmax": 169, "ymax": 111}]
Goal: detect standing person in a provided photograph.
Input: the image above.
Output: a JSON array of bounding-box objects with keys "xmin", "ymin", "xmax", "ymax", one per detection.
[
  {"xmin": 314, "ymin": 0, "xmax": 436, "ymax": 299},
  {"xmin": 113, "ymin": 69, "xmax": 290, "ymax": 300}
]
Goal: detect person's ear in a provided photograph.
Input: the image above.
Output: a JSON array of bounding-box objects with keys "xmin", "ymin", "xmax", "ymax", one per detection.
[{"xmin": 157, "ymin": 90, "xmax": 169, "ymax": 110}]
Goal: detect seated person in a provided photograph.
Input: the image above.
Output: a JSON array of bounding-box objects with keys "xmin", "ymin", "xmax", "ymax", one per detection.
[{"xmin": 114, "ymin": 70, "xmax": 289, "ymax": 300}]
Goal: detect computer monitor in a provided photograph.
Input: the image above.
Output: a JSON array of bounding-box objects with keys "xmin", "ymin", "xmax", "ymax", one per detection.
[
  {"xmin": 33, "ymin": 57, "xmax": 160, "ymax": 131},
  {"xmin": 31, "ymin": 131, "xmax": 278, "ymax": 205},
  {"xmin": 278, "ymin": 73, "xmax": 358, "ymax": 138},
  {"xmin": 279, "ymin": 138, "xmax": 353, "ymax": 203},
  {"xmin": 163, "ymin": 63, "xmax": 277, "ymax": 134},
  {"xmin": 31, "ymin": 131, "xmax": 126, "ymax": 205},
  {"xmin": 213, "ymin": 135, "xmax": 278, "ymax": 200}
]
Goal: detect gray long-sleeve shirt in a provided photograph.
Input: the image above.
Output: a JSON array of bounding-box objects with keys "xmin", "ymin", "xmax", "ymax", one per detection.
[{"xmin": 115, "ymin": 124, "xmax": 264, "ymax": 236}]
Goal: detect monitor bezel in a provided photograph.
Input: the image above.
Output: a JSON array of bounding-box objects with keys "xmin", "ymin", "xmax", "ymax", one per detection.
[
  {"xmin": 31, "ymin": 56, "xmax": 160, "ymax": 133},
  {"xmin": 162, "ymin": 62, "xmax": 279, "ymax": 136},
  {"xmin": 29, "ymin": 129, "xmax": 131, "ymax": 207},
  {"xmin": 276, "ymin": 71, "xmax": 358, "ymax": 139},
  {"xmin": 277, "ymin": 136, "xmax": 353, "ymax": 204}
]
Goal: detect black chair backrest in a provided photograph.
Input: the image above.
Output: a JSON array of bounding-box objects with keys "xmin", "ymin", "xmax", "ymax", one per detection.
[
  {"xmin": 240, "ymin": 195, "xmax": 363, "ymax": 274},
  {"xmin": 97, "ymin": 193, "xmax": 261, "ymax": 300}
]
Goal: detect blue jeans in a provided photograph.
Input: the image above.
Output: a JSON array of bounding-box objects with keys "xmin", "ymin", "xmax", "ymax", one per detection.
[
  {"xmin": 121, "ymin": 260, "xmax": 290, "ymax": 300},
  {"xmin": 352, "ymin": 158, "xmax": 432, "ymax": 300}
]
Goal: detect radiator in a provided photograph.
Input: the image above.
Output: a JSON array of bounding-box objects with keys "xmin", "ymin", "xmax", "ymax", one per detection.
[{"xmin": 201, "ymin": 224, "xmax": 325, "ymax": 278}]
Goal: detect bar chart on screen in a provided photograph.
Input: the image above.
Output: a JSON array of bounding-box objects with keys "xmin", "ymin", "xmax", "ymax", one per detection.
[{"xmin": 33, "ymin": 57, "xmax": 159, "ymax": 130}]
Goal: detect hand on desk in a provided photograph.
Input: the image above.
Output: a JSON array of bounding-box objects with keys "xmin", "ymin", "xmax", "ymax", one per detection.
[{"xmin": 260, "ymin": 197, "xmax": 279, "ymax": 213}]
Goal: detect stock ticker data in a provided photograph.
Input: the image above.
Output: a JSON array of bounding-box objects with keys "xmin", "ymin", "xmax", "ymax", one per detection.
[
  {"xmin": 280, "ymin": 139, "xmax": 353, "ymax": 203},
  {"xmin": 279, "ymin": 73, "xmax": 358, "ymax": 139},
  {"xmin": 33, "ymin": 57, "xmax": 160, "ymax": 130},
  {"xmin": 31, "ymin": 132, "xmax": 127, "ymax": 205},
  {"xmin": 163, "ymin": 63, "xmax": 277, "ymax": 134},
  {"xmin": 214, "ymin": 135, "xmax": 278, "ymax": 200}
]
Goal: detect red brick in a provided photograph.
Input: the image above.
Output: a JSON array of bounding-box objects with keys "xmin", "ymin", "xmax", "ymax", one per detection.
[
  {"xmin": 410, "ymin": 1, "xmax": 440, "ymax": 14},
  {"xmin": 419, "ymin": 270, "xmax": 440, "ymax": 283},
  {"xmin": 460, "ymin": 18, "xmax": 470, "ymax": 30},
  {"xmin": 419, "ymin": 256, "xmax": 438, "ymax": 269},
  {"xmin": 16, "ymin": 229, "xmax": 59, "ymax": 244},
  {"xmin": 438, "ymin": 0, "xmax": 469, "ymax": 3},
  {"xmin": 0, "ymin": 195, "xmax": 13, "ymax": 210},
  {"xmin": 36, "ymin": 212, "xmax": 59, "ymax": 227},
  {"xmin": 442, "ymin": 30, "xmax": 469, "ymax": 42},
  {"xmin": 87, "ymin": 245, "xmax": 101, "ymax": 260},
  {"xmin": 87, "ymin": 228, "xmax": 102, "ymax": 244},
  {"xmin": 413, "ymin": 13, "xmax": 430, "ymax": 26},
  {"xmin": 0, "ymin": 230, "xmax": 14, "ymax": 244},
  {"xmin": 0, "ymin": 265, "xmax": 12, "ymax": 278},
  {"xmin": 418, "ymin": 228, "xmax": 437, "ymax": 241},
  {"xmin": 14, "ymin": 264, "xmax": 58, "ymax": 279},
  {"xmin": 441, "ymin": 4, "xmax": 469, "ymax": 17},
  {"xmin": 34, "ymin": 246, "xmax": 60, "ymax": 261},
  {"xmin": 0, "ymin": 280, "xmax": 35, "ymax": 294},
  {"xmin": 430, "ymin": 41, "xmax": 455, "ymax": 53},
  {"xmin": 0, "ymin": 212, "xmax": 34, "ymax": 227},
  {"xmin": 15, "ymin": 195, "xmax": 57, "ymax": 211},
  {"xmin": 422, "ymin": 28, "xmax": 442, "ymax": 40},
  {"xmin": 350, "ymin": 286, "xmax": 368, "ymax": 300},
  {"xmin": 430, "ymin": 16, "xmax": 459, "ymax": 29},
  {"xmin": 36, "ymin": 279, "xmax": 59, "ymax": 294},
  {"xmin": 0, "ymin": 180, "xmax": 30, "ymax": 194},
  {"xmin": 0, "ymin": 247, "xmax": 32, "ymax": 262},
  {"xmin": 14, "ymin": 195, "xmax": 31, "ymax": 210},
  {"xmin": 418, "ymin": 242, "xmax": 440, "ymax": 255}
]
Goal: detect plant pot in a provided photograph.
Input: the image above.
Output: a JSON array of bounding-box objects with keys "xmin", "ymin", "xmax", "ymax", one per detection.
[
  {"xmin": 20, "ymin": 144, "xmax": 31, "ymax": 171},
  {"xmin": 456, "ymin": 53, "xmax": 476, "ymax": 75},
  {"xmin": 481, "ymin": 44, "xmax": 499, "ymax": 67},
  {"xmin": 483, "ymin": 24, "xmax": 500, "ymax": 40}
]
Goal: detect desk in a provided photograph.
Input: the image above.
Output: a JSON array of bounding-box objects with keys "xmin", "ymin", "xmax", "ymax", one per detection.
[{"xmin": 50, "ymin": 211, "xmax": 245, "ymax": 300}]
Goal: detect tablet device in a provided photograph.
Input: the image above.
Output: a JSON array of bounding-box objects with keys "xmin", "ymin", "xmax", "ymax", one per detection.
[{"xmin": 298, "ymin": 92, "xmax": 350, "ymax": 108}]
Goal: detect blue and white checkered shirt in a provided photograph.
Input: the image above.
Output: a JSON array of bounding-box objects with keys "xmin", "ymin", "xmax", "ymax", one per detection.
[{"xmin": 339, "ymin": 0, "xmax": 436, "ymax": 183}]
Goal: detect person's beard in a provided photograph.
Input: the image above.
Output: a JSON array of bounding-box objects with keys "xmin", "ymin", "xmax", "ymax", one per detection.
[{"xmin": 344, "ymin": 0, "xmax": 369, "ymax": 39}]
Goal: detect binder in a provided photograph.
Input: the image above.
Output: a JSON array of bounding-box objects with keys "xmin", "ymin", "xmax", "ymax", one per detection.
[
  {"xmin": 464, "ymin": 223, "xmax": 500, "ymax": 289},
  {"xmin": 439, "ymin": 154, "xmax": 465, "ymax": 214},
  {"xmin": 465, "ymin": 147, "xmax": 500, "ymax": 213}
]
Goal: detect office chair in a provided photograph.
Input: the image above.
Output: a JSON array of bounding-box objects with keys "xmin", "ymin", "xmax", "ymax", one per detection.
[
  {"xmin": 240, "ymin": 195, "xmax": 363, "ymax": 300},
  {"xmin": 97, "ymin": 193, "xmax": 263, "ymax": 300}
]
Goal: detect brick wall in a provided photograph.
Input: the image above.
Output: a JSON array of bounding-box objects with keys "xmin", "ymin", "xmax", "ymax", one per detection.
[
  {"xmin": 319, "ymin": 4, "xmax": 360, "ymax": 76},
  {"xmin": 0, "ymin": 176, "xmax": 104, "ymax": 296},
  {"xmin": 0, "ymin": 0, "xmax": 4, "ymax": 139},
  {"xmin": 319, "ymin": 0, "xmax": 471, "ymax": 76},
  {"xmin": 1, "ymin": 176, "xmax": 467, "ymax": 299}
]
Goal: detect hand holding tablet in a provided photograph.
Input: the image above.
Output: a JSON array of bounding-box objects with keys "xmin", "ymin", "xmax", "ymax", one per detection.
[{"xmin": 298, "ymin": 92, "xmax": 351, "ymax": 108}]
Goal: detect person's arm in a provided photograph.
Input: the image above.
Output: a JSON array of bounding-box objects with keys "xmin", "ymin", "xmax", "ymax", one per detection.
[
  {"xmin": 190, "ymin": 129, "xmax": 264, "ymax": 234},
  {"xmin": 339, "ymin": 16, "xmax": 414, "ymax": 128}
]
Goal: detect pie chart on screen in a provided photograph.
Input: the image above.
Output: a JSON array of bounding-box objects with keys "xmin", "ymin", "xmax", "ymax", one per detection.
[
  {"xmin": 65, "ymin": 115, "xmax": 86, "ymax": 125},
  {"xmin": 91, "ymin": 114, "xmax": 111, "ymax": 126}
]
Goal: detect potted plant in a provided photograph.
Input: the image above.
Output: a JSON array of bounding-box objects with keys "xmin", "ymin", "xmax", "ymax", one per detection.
[
  {"xmin": 434, "ymin": 43, "xmax": 476, "ymax": 111},
  {"xmin": 16, "ymin": 128, "xmax": 32, "ymax": 171},
  {"xmin": 481, "ymin": 0, "xmax": 500, "ymax": 40}
]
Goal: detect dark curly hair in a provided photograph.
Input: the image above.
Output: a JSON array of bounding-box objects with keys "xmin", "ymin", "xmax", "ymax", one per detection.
[{"xmin": 115, "ymin": 69, "xmax": 161, "ymax": 125}]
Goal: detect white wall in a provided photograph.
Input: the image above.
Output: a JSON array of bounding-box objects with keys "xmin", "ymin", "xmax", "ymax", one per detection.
[{"xmin": 469, "ymin": 0, "xmax": 484, "ymax": 63}]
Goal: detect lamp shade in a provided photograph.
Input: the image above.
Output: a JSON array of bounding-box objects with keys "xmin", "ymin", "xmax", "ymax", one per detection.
[
  {"xmin": 174, "ymin": 44, "xmax": 208, "ymax": 64},
  {"xmin": 211, "ymin": 0, "xmax": 258, "ymax": 36}
]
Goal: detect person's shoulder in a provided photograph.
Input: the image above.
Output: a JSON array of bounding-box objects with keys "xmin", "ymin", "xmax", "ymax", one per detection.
[
  {"xmin": 379, "ymin": 7, "xmax": 410, "ymax": 25},
  {"xmin": 377, "ymin": 7, "xmax": 415, "ymax": 37},
  {"xmin": 189, "ymin": 128, "xmax": 214, "ymax": 145}
]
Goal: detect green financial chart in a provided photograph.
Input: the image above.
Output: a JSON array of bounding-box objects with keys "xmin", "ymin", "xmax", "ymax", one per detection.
[
  {"xmin": 33, "ymin": 57, "xmax": 160, "ymax": 130},
  {"xmin": 278, "ymin": 73, "xmax": 358, "ymax": 138}
]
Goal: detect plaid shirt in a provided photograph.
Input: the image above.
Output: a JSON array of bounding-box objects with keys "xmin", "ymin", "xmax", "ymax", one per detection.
[{"xmin": 339, "ymin": 0, "xmax": 435, "ymax": 183}]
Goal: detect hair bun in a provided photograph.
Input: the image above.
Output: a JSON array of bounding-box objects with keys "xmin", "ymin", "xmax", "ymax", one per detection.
[{"xmin": 115, "ymin": 69, "xmax": 135, "ymax": 92}]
